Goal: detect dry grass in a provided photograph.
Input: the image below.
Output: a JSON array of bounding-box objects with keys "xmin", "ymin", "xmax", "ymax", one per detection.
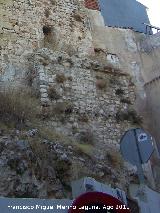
[
  {"xmin": 37, "ymin": 126, "xmax": 62, "ymax": 141},
  {"xmin": 0, "ymin": 87, "xmax": 40, "ymax": 127},
  {"xmin": 32, "ymin": 125, "xmax": 94, "ymax": 159},
  {"xmin": 75, "ymin": 143, "xmax": 94, "ymax": 159},
  {"xmin": 41, "ymin": 101, "xmax": 74, "ymax": 120},
  {"xmin": 53, "ymin": 101, "xmax": 73, "ymax": 115},
  {"xmin": 79, "ymin": 130, "xmax": 94, "ymax": 145},
  {"xmin": 105, "ymin": 150, "xmax": 123, "ymax": 169}
]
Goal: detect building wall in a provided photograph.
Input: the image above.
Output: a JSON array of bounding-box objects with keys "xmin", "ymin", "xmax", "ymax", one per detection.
[
  {"xmin": 98, "ymin": 0, "xmax": 150, "ymax": 33},
  {"xmin": 140, "ymin": 32, "xmax": 160, "ymax": 82}
]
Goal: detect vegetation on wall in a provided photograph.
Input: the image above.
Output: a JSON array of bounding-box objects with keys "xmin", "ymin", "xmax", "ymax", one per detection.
[
  {"xmin": 116, "ymin": 109, "xmax": 143, "ymax": 125},
  {"xmin": 0, "ymin": 88, "xmax": 40, "ymax": 128},
  {"xmin": 56, "ymin": 73, "xmax": 66, "ymax": 84}
]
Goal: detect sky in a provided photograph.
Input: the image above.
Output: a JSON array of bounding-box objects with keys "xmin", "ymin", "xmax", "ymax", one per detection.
[{"xmin": 137, "ymin": 0, "xmax": 160, "ymax": 28}]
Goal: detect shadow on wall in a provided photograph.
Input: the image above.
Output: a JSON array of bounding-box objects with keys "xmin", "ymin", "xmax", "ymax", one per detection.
[{"xmin": 42, "ymin": 25, "xmax": 59, "ymax": 50}]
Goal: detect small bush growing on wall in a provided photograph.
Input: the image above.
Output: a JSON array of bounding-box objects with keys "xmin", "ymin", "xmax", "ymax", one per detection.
[
  {"xmin": 120, "ymin": 98, "xmax": 132, "ymax": 104},
  {"xmin": 26, "ymin": 69, "xmax": 37, "ymax": 86},
  {"xmin": 75, "ymin": 144, "xmax": 94, "ymax": 159},
  {"xmin": 115, "ymin": 88, "xmax": 124, "ymax": 96},
  {"xmin": 78, "ymin": 113, "xmax": 89, "ymax": 123},
  {"xmin": 39, "ymin": 58, "xmax": 50, "ymax": 66},
  {"xmin": 56, "ymin": 73, "xmax": 66, "ymax": 84},
  {"xmin": 44, "ymin": 9, "xmax": 50, "ymax": 18},
  {"xmin": 96, "ymin": 79, "xmax": 107, "ymax": 90},
  {"xmin": 79, "ymin": 130, "xmax": 94, "ymax": 144},
  {"xmin": 67, "ymin": 76, "xmax": 73, "ymax": 81},
  {"xmin": 116, "ymin": 109, "xmax": 143, "ymax": 125},
  {"xmin": 105, "ymin": 150, "xmax": 123, "ymax": 169},
  {"xmin": 48, "ymin": 86, "xmax": 61, "ymax": 100},
  {"xmin": 73, "ymin": 13, "xmax": 83, "ymax": 22},
  {"xmin": 109, "ymin": 76, "xmax": 122, "ymax": 86},
  {"xmin": 50, "ymin": 0, "xmax": 56, "ymax": 5},
  {"xmin": 53, "ymin": 101, "xmax": 73, "ymax": 115}
]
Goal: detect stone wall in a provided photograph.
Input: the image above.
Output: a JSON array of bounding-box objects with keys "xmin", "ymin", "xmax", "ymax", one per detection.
[
  {"xmin": 27, "ymin": 48, "xmax": 138, "ymax": 158},
  {"xmin": 0, "ymin": 0, "xmax": 154, "ymax": 189},
  {"xmin": 86, "ymin": 10, "xmax": 160, "ymax": 188},
  {"xmin": 0, "ymin": 0, "xmax": 93, "ymax": 86}
]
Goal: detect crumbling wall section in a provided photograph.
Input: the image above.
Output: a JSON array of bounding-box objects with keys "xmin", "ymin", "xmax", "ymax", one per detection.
[
  {"xmin": 89, "ymin": 24, "xmax": 145, "ymax": 88},
  {"xmin": 27, "ymin": 48, "xmax": 138, "ymax": 158}
]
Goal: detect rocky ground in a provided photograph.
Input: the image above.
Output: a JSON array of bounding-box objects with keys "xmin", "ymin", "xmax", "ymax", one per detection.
[{"xmin": 0, "ymin": 125, "xmax": 139, "ymax": 199}]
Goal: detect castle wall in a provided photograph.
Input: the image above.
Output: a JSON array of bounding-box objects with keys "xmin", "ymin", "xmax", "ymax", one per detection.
[
  {"xmin": 0, "ymin": 0, "xmax": 93, "ymax": 86},
  {"xmin": 30, "ymin": 48, "xmax": 136, "ymax": 158},
  {"xmin": 0, "ymin": 0, "xmax": 157, "ymax": 188},
  {"xmin": 87, "ymin": 10, "xmax": 160, "ymax": 187}
]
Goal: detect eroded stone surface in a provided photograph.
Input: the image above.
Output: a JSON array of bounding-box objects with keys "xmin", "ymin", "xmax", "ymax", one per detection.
[{"xmin": 0, "ymin": 0, "xmax": 145, "ymax": 195}]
